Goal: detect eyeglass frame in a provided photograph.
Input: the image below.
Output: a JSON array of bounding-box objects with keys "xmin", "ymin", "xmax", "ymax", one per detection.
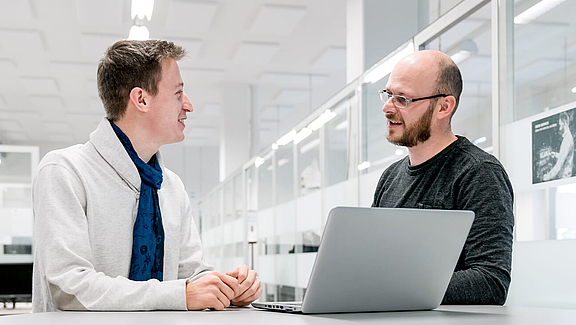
[{"xmin": 378, "ymin": 89, "xmax": 451, "ymax": 108}]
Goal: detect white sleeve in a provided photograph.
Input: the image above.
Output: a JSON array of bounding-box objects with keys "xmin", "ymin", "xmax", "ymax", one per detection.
[{"xmin": 33, "ymin": 163, "xmax": 188, "ymax": 311}]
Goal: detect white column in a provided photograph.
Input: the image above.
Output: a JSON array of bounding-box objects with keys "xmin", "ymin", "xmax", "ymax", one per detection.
[{"xmin": 220, "ymin": 83, "xmax": 250, "ymax": 181}]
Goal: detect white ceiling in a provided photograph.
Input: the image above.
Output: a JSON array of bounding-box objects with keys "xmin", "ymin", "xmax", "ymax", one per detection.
[{"xmin": 0, "ymin": 0, "xmax": 347, "ymax": 148}]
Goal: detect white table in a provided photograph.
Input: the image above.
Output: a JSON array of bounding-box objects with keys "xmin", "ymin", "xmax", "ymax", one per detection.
[{"xmin": 1, "ymin": 305, "xmax": 575, "ymax": 325}]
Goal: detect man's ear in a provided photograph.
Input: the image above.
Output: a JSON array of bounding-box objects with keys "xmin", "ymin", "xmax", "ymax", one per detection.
[
  {"xmin": 129, "ymin": 87, "xmax": 149, "ymax": 113},
  {"xmin": 436, "ymin": 95, "xmax": 456, "ymax": 120}
]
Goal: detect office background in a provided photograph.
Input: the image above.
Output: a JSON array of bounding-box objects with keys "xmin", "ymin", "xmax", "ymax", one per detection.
[{"xmin": 0, "ymin": 0, "xmax": 575, "ymax": 311}]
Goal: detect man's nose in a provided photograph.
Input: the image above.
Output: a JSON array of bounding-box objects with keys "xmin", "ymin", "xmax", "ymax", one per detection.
[
  {"xmin": 382, "ymin": 96, "xmax": 396, "ymax": 114},
  {"xmin": 183, "ymin": 93, "xmax": 193, "ymax": 112}
]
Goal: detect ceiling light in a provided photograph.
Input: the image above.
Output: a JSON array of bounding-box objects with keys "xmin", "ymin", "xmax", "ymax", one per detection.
[
  {"xmin": 277, "ymin": 158, "xmax": 289, "ymax": 167},
  {"xmin": 571, "ymin": 86, "xmax": 576, "ymax": 93},
  {"xmin": 364, "ymin": 41, "xmax": 414, "ymax": 84},
  {"xmin": 271, "ymin": 143, "xmax": 279, "ymax": 150},
  {"xmin": 276, "ymin": 130, "xmax": 296, "ymax": 146},
  {"xmin": 255, "ymin": 157, "xmax": 265, "ymax": 168},
  {"xmin": 395, "ymin": 149, "xmax": 404, "ymax": 156},
  {"xmin": 335, "ymin": 121, "xmax": 347, "ymax": 131},
  {"xmin": 450, "ymin": 40, "xmax": 478, "ymax": 65},
  {"xmin": 357, "ymin": 161, "xmax": 371, "ymax": 171},
  {"xmin": 308, "ymin": 109, "xmax": 337, "ymax": 131},
  {"xmin": 294, "ymin": 127, "xmax": 312, "ymax": 145},
  {"xmin": 128, "ymin": 25, "xmax": 149, "ymax": 40},
  {"xmin": 473, "ymin": 136, "xmax": 487, "ymax": 145},
  {"xmin": 132, "ymin": 0, "xmax": 154, "ymax": 20},
  {"xmin": 514, "ymin": 0, "xmax": 567, "ymax": 24}
]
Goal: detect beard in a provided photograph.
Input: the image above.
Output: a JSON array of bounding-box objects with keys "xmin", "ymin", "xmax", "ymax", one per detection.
[{"xmin": 386, "ymin": 101, "xmax": 434, "ymax": 148}]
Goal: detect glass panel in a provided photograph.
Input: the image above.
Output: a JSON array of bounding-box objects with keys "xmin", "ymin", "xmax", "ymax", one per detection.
[
  {"xmin": 502, "ymin": 0, "xmax": 576, "ymax": 241},
  {"xmin": 233, "ymin": 173, "xmax": 243, "ymax": 219},
  {"xmin": 0, "ymin": 150, "xmax": 34, "ymax": 263},
  {"xmin": 223, "ymin": 180, "xmax": 234, "ymax": 223},
  {"xmin": 325, "ymin": 99, "xmax": 349, "ymax": 187},
  {"xmin": 258, "ymin": 157, "xmax": 273, "ymax": 210},
  {"xmin": 425, "ymin": 3, "xmax": 493, "ymax": 151},
  {"xmin": 276, "ymin": 144, "xmax": 294, "ymax": 205},
  {"xmin": 297, "ymin": 132, "xmax": 320, "ymax": 197}
]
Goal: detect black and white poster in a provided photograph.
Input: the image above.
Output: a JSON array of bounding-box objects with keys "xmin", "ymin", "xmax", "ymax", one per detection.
[{"xmin": 532, "ymin": 108, "xmax": 576, "ymax": 184}]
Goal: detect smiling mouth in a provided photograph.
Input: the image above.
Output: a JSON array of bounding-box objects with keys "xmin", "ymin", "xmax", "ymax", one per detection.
[{"xmin": 389, "ymin": 120, "xmax": 402, "ymax": 126}]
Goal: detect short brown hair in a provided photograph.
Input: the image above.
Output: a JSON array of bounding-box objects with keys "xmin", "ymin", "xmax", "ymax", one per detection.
[
  {"xmin": 97, "ymin": 40, "xmax": 187, "ymax": 121},
  {"xmin": 435, "ymin": 58, "xmax": 463, "ymax": 116}
]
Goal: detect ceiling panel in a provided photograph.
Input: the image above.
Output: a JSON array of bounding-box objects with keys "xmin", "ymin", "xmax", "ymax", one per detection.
[
  {"xmin": 180, "ymin": 68, "xmax": 225, "ymax": 83},
  {"xmin": 311, "ymin": 46, "xmax": 346, "ymax": 70},
  {"xmin": 0, "ymin": 119, "xmax": 23, "ymax": 132},
  {"xmin": 0, "ymin": 59, "xmax": 17, "ymax": 71},
  {"xmin": 21, "ymin": 77, "xmax": 59, "ymax": 95},
  {"xmin": 166, "ymin": 0, "xmax": 218, "ymax": 33},
  {"xmin": 0, "ymin": 0, "xmax": 34, "ymax": 21},
  {"xmin": 166, "ymin": 38, "xmax": 203, "ymax": 62},
  {"xmin": 76, "ymin": 0, "xmax": 125, "ymax": 26},
  {"xmin": 232, "ymin": 41, "xmax": 279, "ymax": 65},
  {"xmin": 260, "ymin": 72, "xmax": 328, "ymax": 88},
  {"xmin": 30, "ymin": 96, "xmax": 65, "ymax": 111},
  {"xmin": 274, "ymin": 89, "xmax": 310, "ymax": 106},
  {"xmin": 80, "ymin": 33, "xmax": 124, "ymax": 60},
  {"xmin": 0, "ymin": 29, "xmax": 46, "ymax": 54},
  {"xmin": 49, "ymin": 133, "xmax": 75, "ymax": 143},
  {"xmin": 44, "ymin": 121, "xmax": 71, "ymax": 133},
  {"xmin": 249, "ymin": 4, "xmax": 307, "ymax": 36},
  {"xmin": 1, "ymin": 132, "xmax": 28, "ymax": 142}
]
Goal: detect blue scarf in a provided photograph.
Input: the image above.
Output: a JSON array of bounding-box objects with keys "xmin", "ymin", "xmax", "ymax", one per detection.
[{"xmin": 110, "ymin": 120, "xmax": 165, "ymax": 281}]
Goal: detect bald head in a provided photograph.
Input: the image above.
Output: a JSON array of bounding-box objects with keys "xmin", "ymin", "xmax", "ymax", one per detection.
[{"xmin": 391, "ymin": 50, "xmax": 463, "ymax": 116}]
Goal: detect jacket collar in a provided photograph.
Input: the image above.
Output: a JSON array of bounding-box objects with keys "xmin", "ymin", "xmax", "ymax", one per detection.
[{"xmin": 89, "ymin": 117, "xmax": 166, "ymax": 192}]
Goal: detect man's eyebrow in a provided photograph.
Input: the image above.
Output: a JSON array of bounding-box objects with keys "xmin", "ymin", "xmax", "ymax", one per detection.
[{"xmin": 176, "ymin": 82, "xmax": 184, "ymax": 89}]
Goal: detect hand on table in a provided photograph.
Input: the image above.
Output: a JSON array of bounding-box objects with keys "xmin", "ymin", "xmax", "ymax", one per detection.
[
  {"xmin": 186, "ymin": 272, "xmax": 239, "ymax": 310},
  {"xmin": 226, "ymin": 265, "xmax": 262, "ymax": 306}
]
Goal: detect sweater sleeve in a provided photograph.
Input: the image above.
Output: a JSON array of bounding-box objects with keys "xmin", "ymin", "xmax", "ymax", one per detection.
[
  {"xmin": 33, "ymin": 163, "xmax": 188, "ymax": 311},
  {"xmin": 441, "ymin": 161, "xmax": 514, "ymax": 305}
]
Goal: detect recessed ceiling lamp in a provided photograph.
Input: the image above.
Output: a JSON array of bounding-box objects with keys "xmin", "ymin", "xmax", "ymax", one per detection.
[
  {"xmin": 450, "ymin": 40, "xmax": 478, "ymax": 65},
  {"xmin": 128, "ymin": 25, "xmax": 150, "ymax": 40},
  {"xmin": 132, "ymin": 0, "xmax": 154, "ymax": 21},
  {"xmin": 128, "ymin": 0, "xmax": 154, "ymax": 40},
  {"xmin": 357, "ymin": 161, "xmax": 371, "ymax": 171},
  {"xmin": 514, "ymin": 0, "xmax": 567, "ymax": 24},
  {"xmin": 571, "ymin": 86, "xmax": 576, "ymax": 93}
]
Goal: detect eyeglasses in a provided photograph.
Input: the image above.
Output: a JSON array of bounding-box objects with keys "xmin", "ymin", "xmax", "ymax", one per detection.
[{"xmin": 378, "ymin": 90, "xmax": 450, "ymax": 108}]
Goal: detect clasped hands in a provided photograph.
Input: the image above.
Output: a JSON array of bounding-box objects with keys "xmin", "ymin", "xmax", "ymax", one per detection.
[{"xmin": 186, "ymin": 265, "xmax": 262, "ymax": 310}]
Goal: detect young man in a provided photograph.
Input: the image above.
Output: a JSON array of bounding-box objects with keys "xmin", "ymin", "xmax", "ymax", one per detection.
[
  {"xmin": 32, "ymin": 40, "xmax": 261, "ymax": 312},
  {"xmin": 372, "ymin": 50, "xmax": 514, "ymax": 305}
]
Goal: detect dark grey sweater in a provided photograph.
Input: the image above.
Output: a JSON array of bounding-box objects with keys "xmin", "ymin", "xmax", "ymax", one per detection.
[{"xmin": 372, "ymin": 136, "xmax": 514, "ymax": 305}]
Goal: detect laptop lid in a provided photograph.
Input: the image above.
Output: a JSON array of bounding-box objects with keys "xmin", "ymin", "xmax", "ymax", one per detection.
[{"xmin": 298, "ymin": 206, "xmax": 474, "ymax": 314}]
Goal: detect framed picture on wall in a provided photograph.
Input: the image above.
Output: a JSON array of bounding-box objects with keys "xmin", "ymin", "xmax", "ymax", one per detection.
[{"xmin": 532, "ymin": 107, "xmax": 576, "ymax": 184}]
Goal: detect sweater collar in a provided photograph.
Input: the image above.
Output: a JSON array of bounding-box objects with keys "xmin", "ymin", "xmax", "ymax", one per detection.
[{"xmin": 89, "ymin": 117, "xmax": 166, "ymax": 192}]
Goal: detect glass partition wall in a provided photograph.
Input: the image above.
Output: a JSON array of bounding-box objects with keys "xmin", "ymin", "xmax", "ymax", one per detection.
[
  {"xmin": 197, "ymin": 0, "xmax": 576, "ymax": 302},
  {"xmin": 0, "ymin": 145, "xmax": 39, "ymax": 264}
]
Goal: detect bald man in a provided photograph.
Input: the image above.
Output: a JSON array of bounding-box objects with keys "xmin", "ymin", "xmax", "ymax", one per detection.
[{"xmin": 372, "ymin": 50, "xmax": 514, "ymax": 305}]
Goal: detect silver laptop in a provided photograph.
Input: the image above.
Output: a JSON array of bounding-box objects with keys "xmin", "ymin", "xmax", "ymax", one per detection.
[{"xmin": 252, "ymin": 206, "xmax": 474, "ymax": 314}]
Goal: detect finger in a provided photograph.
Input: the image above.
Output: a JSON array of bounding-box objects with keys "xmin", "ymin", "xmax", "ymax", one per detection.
[
  {"xmin": 237, "ymin": 270, "xmax": 257, "ymax": 296},
  {"xmin": 226, "ymin": 268, "xmax": 238, "ymax": 277},
  {"xmin": 236, "ymin": 265, "xmax": 249, "ymax": 284},
  {"xmin": 233, "ymin": 278, "xmax": 260, "ymax": 303},
  {"xmin": 216, "ymin": 273, "xmax": 240, "ymax": 298},
  {"xmin": 211, "ymin": 291, "xmax": 227, "ymax": 311},
  {"xmin": 233, "ymin": 285, "xmax": 263, "ymax": 306}
]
